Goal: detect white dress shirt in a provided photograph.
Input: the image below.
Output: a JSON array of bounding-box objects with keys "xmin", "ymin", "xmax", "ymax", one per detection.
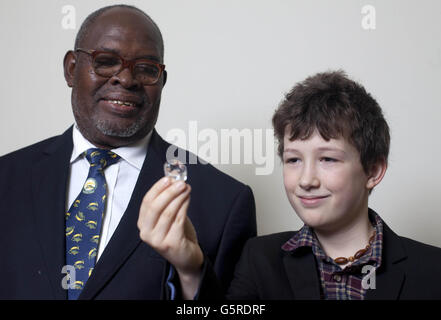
[{"xmin": 67, "ymin": 125, "xmax": 152, "ymax": 261}]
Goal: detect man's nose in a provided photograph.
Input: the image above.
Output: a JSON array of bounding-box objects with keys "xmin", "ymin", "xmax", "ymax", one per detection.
[
  {"xmin": 299, "ymin": 162, "xmax": 320, "ymax": 190},
  {"xmin": 109, "ymin": 67, "xmax": 142, "ymax": 89}
]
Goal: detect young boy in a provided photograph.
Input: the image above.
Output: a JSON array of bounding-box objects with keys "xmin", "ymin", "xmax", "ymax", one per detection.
[{"xmin": 137, "ymin": 70, "xmax": 441, "ymax": 299}]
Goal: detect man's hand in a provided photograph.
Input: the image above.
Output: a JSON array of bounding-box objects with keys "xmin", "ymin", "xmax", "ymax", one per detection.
[{"xmin": 137, "ymin": 177, "xmax": 203, "ymax": 299}]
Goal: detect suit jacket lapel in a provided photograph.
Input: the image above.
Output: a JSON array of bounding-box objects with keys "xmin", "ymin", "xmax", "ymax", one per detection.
[
  {"xmin": 79, "ymin": 129, "xmax": 168, "ymax": 299},
  {"xmin": 283, "ymin": 248, "xmax": 321, "ymax": 299},
  {"xmin": 31, "ymin": 127, "xmax": 73, "ymax": 299},
  {"xmin": 365, "ymin": 222, "xmax": 407, "ymax": 300}
]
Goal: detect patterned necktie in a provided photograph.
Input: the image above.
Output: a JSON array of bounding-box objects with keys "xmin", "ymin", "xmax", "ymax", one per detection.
[{"xmin": 65, "ymin": 148, "xmax": 120, "ymax": 300}]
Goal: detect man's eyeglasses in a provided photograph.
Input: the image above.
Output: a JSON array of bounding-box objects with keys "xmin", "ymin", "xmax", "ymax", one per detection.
[{"xmin": 75, "ymin": 48, "xmax": 165, "ymax": 86}]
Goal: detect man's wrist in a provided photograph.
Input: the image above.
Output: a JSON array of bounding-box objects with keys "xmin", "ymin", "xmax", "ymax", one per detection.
[
  {"xmin": 176, "ymin": 260, "xmax": 204, "ymax": 283},
  {"xmin": 175, "ymin": 257, "xmax": 204, "ymax": 300}
]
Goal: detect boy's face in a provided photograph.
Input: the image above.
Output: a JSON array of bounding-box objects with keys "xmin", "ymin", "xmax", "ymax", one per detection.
[{"xmin": 282, "ymin": 129, "xmax": 374, "ymax": 232}]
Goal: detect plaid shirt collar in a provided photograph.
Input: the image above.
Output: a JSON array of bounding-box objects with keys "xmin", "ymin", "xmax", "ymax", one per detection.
[{"xmin": 282, "ymin": 209, "xmax": 383, "ymax": 268}]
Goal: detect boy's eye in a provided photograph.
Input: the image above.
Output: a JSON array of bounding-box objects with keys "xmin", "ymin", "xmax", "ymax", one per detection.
[{"xmin": 285, "ymin": 157, "xmax": 300, "ymax": 164}]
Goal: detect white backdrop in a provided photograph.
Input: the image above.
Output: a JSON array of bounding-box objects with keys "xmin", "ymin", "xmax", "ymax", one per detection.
[{"xmin": 1, "ymin": 0, "xmax": 440, "ymax": 247}]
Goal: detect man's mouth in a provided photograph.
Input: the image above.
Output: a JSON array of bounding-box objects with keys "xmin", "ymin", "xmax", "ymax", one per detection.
[
  {"xmin": 99, "ymin": 98, "xmax": 142, "ymax": 117},
  {"xmin": 105, "ymin": 99, "xmax": 137, "ymax": 107}
]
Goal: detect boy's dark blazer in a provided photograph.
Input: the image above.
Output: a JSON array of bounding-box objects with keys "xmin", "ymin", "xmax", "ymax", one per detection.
[
  {"xmin": 196, "ymin": 216, "xmax": 441, "ymax": 300},
  {"xmin": 0, "ymin": 126, "xmax": 256, "ymax": 299}
]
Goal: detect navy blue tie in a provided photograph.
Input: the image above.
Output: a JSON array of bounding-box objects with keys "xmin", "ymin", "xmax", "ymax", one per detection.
[{"xmin": 65, "ymin": 148, "xmax": 120, "ymax": 300}]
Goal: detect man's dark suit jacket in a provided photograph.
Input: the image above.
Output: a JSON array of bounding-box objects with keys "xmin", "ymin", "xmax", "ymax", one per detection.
[
  {"xmin": 196, "ymin": 221, "xmax": 441, "ymax": 300},
  {"xmin": 0, "ymin": 126, "xmax": 256, "ymax": 299}
]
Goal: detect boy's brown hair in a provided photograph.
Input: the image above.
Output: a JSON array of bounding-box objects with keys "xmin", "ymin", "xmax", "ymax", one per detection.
[{"xmin": 272, "ymin": 70, "xmax": 390, "ymax": 174}]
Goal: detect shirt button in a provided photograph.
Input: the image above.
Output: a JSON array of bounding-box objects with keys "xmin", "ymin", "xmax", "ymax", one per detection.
[{"xmin": 333, "ymin": 275, "xmax": 341, "ymax": 282}]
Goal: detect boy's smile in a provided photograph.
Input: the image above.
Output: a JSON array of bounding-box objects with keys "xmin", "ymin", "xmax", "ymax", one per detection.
[
  {"xmin": 282, "ymin": 129, "xmax": 374, "ymax": 233},
  {"xmin": 297, "ymin": 195, "xmax": 330, "ymax": 207}
]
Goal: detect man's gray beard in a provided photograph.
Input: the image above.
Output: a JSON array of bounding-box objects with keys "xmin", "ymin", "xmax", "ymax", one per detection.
[{"xmin": 95, "ymin": 118, "xmax": 144, "ymax": 138}]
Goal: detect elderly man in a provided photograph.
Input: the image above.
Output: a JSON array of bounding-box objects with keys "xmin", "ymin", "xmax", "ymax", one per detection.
[{"xmin": 0, "ymin": 5, "xmax": 256, "ymax": 299}]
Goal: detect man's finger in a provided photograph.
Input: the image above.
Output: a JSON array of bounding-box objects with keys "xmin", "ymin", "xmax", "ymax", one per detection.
[
  {"xmin": 176, "ymin": 194, "xmax": 191, "ymax": 228},
  {"xmin": 139, "ymin": 180, "xmax": 188, "ymax": 232},
  {"xmin": 142, "ymin": 177, "xmax": 172, "ymax": 204},
  {"xmin": 153, "ymin": 185, "xmax": 191, "ymax": 241},
  {"xmin": 138, "ymin": 177, "xmax": 172, "ymax": 232}
]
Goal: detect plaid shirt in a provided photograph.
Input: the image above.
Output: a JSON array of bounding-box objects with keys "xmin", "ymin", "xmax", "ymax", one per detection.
[{"xmin": 281, "ymin": 209, "xmax": 383, "ymax": 300}]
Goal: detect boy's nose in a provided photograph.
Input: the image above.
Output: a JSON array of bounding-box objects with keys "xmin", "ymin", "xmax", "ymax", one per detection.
[{"xmin": 299, "ymin": 164, "xmax": 320, "ymax": 190}]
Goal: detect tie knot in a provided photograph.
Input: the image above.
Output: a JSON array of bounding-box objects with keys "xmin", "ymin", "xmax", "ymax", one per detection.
[{"xmin": 84, "ymin": 148, "xmax": 120, "ymax": 169}]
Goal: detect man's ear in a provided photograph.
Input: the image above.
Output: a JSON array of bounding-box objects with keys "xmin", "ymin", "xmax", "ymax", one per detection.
[
  {"xmin": 366, "ymin": 158, "xmax": 387, "ymax": 190},
  {"xmin": 63, "ymin": 50, "xmax": 76, "ymax": 88},
  {"xmin": 162, "ymin": 70, "xmax": 167, "ymax": 86}
]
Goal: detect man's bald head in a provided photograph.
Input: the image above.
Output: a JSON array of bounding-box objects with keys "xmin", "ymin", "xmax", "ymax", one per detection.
[{"xmin": 74, "ymin": 4, "xmax": 164, "ymax": 59}]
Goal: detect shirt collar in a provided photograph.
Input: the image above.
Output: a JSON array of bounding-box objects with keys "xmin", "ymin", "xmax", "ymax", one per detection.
[
  {"xmin": 282, "ymin": 209, "xmax": 384, "ymax": 266},
  {"xmin": 71, "ymin": 124, "xmax": 151, "ymax": 170},
  {"xmin": 281, "ymin": 223, "xmax": 316, "ymax": 253}
]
